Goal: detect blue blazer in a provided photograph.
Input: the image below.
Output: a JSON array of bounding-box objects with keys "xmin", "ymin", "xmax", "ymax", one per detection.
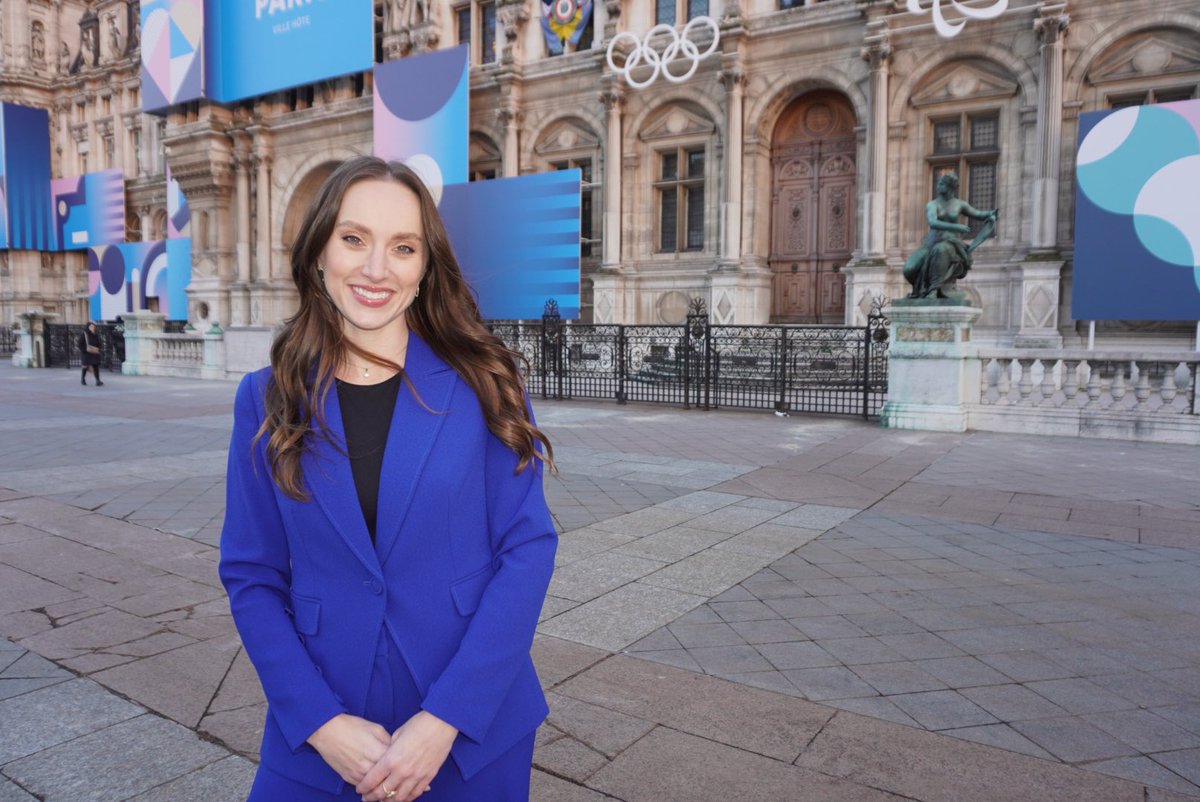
[{"xmin": 219, "ymin": 333, "xmax": 557, "ymax": 793}]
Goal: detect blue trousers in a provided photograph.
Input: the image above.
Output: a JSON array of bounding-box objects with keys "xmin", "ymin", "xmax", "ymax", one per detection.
[{"xmin": 247, "ymin": 631, "xmax": 534, "ymax": 801}]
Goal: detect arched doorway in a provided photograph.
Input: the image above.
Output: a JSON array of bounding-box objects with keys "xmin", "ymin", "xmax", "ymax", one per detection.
[
  {"xmin": 769, "ymin": 91, "xmax": 856, "ymax": 323},
  {"xmin": 281, "ymin": 162, "xmax": 339, "ymax": 258}
]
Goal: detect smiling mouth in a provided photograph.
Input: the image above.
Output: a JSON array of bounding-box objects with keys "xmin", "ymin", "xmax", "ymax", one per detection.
[{"xmin": 352, "ymin": 286, "xmax": 393, "ymax": 302}]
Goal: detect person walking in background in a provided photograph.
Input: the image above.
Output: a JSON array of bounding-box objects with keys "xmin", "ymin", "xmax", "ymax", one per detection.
[
  {"xmin": 78, "ymin": 322, "xmax": 104, "ymax": 386},
  {"xmin": 220, "ymin": 156, "xmax": 557, "ymax": 801}
]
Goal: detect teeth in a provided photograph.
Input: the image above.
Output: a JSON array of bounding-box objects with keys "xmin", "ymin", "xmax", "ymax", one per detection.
[{"xmin": 353, "ymin": 287, "xmax": 391, "ymax": 301}]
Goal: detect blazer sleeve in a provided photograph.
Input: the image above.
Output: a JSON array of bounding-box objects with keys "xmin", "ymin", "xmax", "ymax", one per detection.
[
  {"xmin": 218, "ymin": 372, "xmax": 347, "ymax": 752},
  {"xmin": 419, "ymin": 408, "xmax": 557, "ymax": 744}
]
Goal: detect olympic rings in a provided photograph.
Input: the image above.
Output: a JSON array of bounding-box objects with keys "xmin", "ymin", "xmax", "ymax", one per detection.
[{"xmin": 606, "ymin": 16, "xmax": 720, "ymax": 89}]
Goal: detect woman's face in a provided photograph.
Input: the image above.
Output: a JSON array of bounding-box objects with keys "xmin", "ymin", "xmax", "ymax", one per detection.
[
  {"xmin": 937, "ymin": 175, "xmax": 957, "ymax": 198},
  {"xmin": 319, "ymin": 178, "xmax": 425, "ymax": 342}
]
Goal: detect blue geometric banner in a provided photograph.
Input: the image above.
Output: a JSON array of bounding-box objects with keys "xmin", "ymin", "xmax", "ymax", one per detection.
[
  {"xmin": 1072, "ymin": 99, "xmax": 1200, "ymax": 321},
  {"xmin": 204, "ymin": 0, "xmax": 373, "ymax": 104},
  {"xmin": 51, "ymin": 169, "xmax": 126, "ymax": 250},
  {"xmin": 0, "ymin": 103, "xmax": 55, "ymax": 251},
  {"xmin": 373, "ymin": 47, "xmax": 469, "ymax": 199},
  {"xmin": 441, "ymin": 171, "xmax": 582, "ymax": 320},
  {"xmin": 88, "ymin": 238, "xmax": 193, "ymax": 321}
]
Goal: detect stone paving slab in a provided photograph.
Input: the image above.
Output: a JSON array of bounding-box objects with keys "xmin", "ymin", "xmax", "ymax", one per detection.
[
  {"xmin": 3, "ymin": 366, "xmax": 1200, "ymax": 799},
  {"xmin": 4, "ymin": 713, "xmax": 228, "ymax": 800}
]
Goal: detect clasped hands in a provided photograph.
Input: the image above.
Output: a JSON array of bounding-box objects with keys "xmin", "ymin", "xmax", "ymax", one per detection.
[{"xmin": 308, "ymin": 711, "xmax": 458, "ymax": 801}]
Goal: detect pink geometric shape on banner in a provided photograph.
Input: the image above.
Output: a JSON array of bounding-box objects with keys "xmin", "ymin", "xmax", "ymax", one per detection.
[{"xmin": 143, "ymin": 8, "xmax": 172, "ymax": 101}]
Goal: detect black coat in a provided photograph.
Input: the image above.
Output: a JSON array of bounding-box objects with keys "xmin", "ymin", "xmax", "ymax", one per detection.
[{"xmin": 79, "ymin": 329, "xmax": 102, "ymax": 367}]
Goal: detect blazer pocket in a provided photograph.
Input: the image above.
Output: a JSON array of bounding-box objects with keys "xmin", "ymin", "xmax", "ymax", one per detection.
[
  {"xmin": 289, "ymin": 593, "xmax": 321, "ymax": 636},
  {"xmin": 450, "ymin": 563, "xmax": 496, "ymax": 617}
]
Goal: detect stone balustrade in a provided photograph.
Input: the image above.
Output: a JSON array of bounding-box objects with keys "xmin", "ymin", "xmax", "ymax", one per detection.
[
  {"xmin": 973, "ymin": 348, "xmax": 1199, "ymax": 444},
  {"xmin": 120, "ymin": 310, "xmax": 227, "ymax": 380}
]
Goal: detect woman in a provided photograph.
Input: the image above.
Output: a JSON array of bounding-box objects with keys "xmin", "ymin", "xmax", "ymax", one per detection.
[
  {"xmin": 902, "ymin": 172, "xmax": 997, "ymax": 301},
  {"xmin": 78, "ymin": 322, "xmax": 104, "ymax": 386},
  {"xmin": 220, "ymin": 157, "xmax": 557, "ymax": 802}
]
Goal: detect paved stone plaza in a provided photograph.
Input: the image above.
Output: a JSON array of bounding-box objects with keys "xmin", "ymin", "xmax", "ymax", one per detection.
[{"xmin": 1, "ymin": 363, "xmax": 1199, "ymax": 801}]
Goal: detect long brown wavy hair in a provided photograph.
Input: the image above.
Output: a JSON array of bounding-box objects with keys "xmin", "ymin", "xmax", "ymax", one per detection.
[{"xmin": 257, "ymin": 156, "xmax": 554, "ymax": 500}]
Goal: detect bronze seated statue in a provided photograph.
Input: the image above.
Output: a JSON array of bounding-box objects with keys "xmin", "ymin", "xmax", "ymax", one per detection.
[{"xmin": 903, "ymin": 172, "xmax": 997, "ymax": 303}]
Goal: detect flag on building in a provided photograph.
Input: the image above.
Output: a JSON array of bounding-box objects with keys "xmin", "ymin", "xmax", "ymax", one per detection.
[{"xmin": 541, "ymin": 0, "xmax": 592, "ymax": 56}]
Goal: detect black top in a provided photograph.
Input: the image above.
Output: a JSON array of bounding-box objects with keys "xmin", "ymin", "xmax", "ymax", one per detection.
[
  {"xmin": 78, "ymin": 329, "xmax": 102, "ymax": 367},
  {"xmin": 336, "ymin": 373, "xmax": 402, "ymax": 543}
]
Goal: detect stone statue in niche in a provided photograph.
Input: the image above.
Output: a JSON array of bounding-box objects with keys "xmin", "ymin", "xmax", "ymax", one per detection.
[
  {"xmin": 31, "ymin": 22, "xmax": 46, "ymax": 64},
  {"xmin": 902, "ymin": 172, "xmax": 997, "ymax": 303},
  {"xmin": 59, "ymin": 41, "xmax": 71, "ymax": 74},
  {"xmin": 107, "ymin": 14, "xmax": 122, "ymax": 61}
]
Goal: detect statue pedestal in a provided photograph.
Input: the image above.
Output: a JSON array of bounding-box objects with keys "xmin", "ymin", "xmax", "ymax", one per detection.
[
  {"xmin": 881, "ymin": 301, "xmax": 982, "ymax": 433},
  {"xmin": 13, "ymin": 312, "xmax": 57, "ymax": 368}
]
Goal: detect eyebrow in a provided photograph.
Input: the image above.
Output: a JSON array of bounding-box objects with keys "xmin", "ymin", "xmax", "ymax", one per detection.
[{"xmin": 334, "ymin": 220, "xmax": 423, "ymax": 241}]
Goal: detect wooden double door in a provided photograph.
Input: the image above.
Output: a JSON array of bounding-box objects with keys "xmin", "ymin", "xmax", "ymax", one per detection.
[{"xmin": 770, "ymin": 92, "xmax": 856, "ymax": 323}]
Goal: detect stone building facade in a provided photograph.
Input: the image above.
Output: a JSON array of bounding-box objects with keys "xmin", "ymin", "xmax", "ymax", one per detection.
[{"xmin": 2, "ymin": 0, "xmax": 1198, "ymax": 365}]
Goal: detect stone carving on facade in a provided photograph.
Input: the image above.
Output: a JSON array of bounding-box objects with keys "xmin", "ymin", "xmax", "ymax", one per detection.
[
  {"xmin": 31, "ymin": 21, "xmax": 46, "ymax": 65},
  {"xmin": 385, "ymin": 0, "xmax": 408, "ymax": 31},
  {"xmin": 784, "ymin": 191, "xmax": 806, "ymax": 252},
  {"xmin": 59, "ymin": 41, "xmax": 71, "ymax": 74},
  {"xmin": 1033, "ymin": 12, "xmax": 1069, "ymax": 44},
  {"xmin": 826, "ymin": 185, "xmax": 849, "ymax": 251},
  {"xmin": 495, "ymin": 0, "xmax": 530, "ymax": 64},
  {"xmin": 602, "ymin": 0, "xmax": 621, "ymax": 41},
  {"xmin": 107, "ymin": 14, "xmax": 122, "ymax": 62},
  {"xmin": 70, "ymin": 9, "xmax": 100, "ymax": 73}
]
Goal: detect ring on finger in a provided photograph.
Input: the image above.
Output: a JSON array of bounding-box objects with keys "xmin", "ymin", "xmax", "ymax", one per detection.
[{"xmin": 383, "ymin": 786, "xmax": 396, "ymax": 799}]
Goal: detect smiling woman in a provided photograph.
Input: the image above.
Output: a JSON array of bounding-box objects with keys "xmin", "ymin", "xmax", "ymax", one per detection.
[
  {"xmin": 318, "ymin": 179, "xmax": 425, "ymax": 369},
  {"xmin": 219, "ymin": 156, "xmax": 557, "ymax": 802}
]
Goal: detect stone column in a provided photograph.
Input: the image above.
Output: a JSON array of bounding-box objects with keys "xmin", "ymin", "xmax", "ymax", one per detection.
[
  {"xmin": 231, "ymin": 134, "xmax": 252, "ymax": 326},
  {"xmin": 719, "ymin": 64, "xmax": 744, "ymax": 269},
  {"xmin": 1031, "ymin": 11, "xmax": 1068, "ymax": 250},
  {"xmin": 844, "ymin": 33, "xmax": 893, "ymax": 325},
  {"xmin": 600, "ymin": 82, "xmax": 623, "ymax": 271},
  {"xmin": 593, "ymin": 81, "xmax": 626, "ymax": 325},
  {"xmin": 860, "ymin": 36, "xmax": 891, "ymax": 258},
  {"xmin": 881, "ymin": 300, "xmax": 983, "ymax": 433},
  {"xmin": 1016, "ymin": 11, "xmax": 1069, "ymax": 349},
  {"xmin": 499, "ymin": 105, "xmax": 520, "ymax": 178},
  {"xmin": 252, "ymin": 140, "xmax": 272, "ymax": 286}
]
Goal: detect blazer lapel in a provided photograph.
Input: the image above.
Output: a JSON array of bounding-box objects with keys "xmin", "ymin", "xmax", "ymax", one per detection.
[
  {"xmin": 303, "ymin": 385, "xmax": 383, "ymax": 578},
  {"xmin": 374, "ymin": 332, "xmax": 457, "ymax": 565}
]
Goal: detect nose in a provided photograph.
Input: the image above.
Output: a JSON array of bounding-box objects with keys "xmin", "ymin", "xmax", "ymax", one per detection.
[{"xmin": 361, "ymin": 247, "xmax": 387, "ymax": 281}]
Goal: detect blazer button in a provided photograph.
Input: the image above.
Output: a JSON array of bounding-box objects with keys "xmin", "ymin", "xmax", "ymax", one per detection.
[{"xmin": 367, "ymin": 578, "xmax": 383, "ymax": 595}]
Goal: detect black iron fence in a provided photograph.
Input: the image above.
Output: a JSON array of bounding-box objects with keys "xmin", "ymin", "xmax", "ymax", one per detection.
[
  {"xmin": 44, "ymin": 323, "xmax": 125, "ymax": 370},
  {"xmin": 491, "ymin": 301, "xmax": 889, "ymax": 419}
]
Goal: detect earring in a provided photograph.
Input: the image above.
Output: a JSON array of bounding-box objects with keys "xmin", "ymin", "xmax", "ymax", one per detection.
[
  {"xmin": 415, "ymin": 286, "xmax": 420, "ymax": 298},
  {"xmin": 317, "ymin": 265, "xmax": 325, "ymax": 281}
]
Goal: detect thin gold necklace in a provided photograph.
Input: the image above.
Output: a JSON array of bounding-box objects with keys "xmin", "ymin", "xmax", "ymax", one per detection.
[{"xmin": 346, "ymin": 339, "xmax": 408, "ymax": 381}]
